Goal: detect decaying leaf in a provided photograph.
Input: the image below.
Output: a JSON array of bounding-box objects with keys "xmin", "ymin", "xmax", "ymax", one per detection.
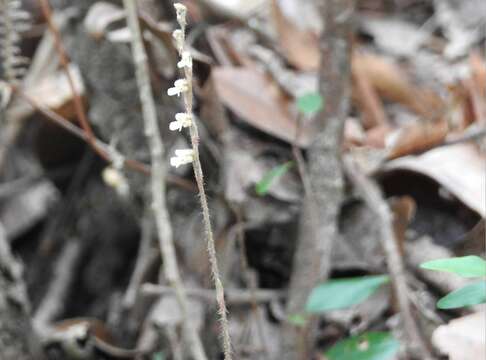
[
  {"xmin": 270, "ymin": 0, "xmax": 320, "ymax": 71},
  {"xmin": 432, "ymin": 311, "xmax": 486, "ymax": 360},
  {"xmin": 384, "ymin": 144, "xmax": 486, "ymax": 216},
  {"xmin": 385, "ymin": 119, "xmax": 449, "ymax": 159},
  {"xmin": 84, "ymin": 2, "xmax": 126, "ymax": 40},
  {"xmin": 352, "ymin": 53, "xmax": 444, "ymax": 120},
  {"xmin": 212, "ymin": 67, "xmax": 312, "ymax": 146}
]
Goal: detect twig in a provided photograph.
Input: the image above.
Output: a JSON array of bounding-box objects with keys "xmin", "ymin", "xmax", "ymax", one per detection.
[
  {"xmin": 123, "ymin": 205, "xmax": 157, "ymax": 309},
  {"xmin": 37, "ymin": 0, "xmax": 109, "ymax": 163},
  {"xmin": 123, "ymin": 205, "xmax": 158, "ymax": 309},
  {"xmin": 283, "ymin": 1, "xmax": 354, "ymax": 358},
  {"xmin": 10, "ymin": 84, "xmax": 150, "ymax": 174},
  {"xmin": 232, "ymin": 207, "xmax": 269, "ymax": 358},
  {"xmin": 343, "ymin": 155, "xmax": 434, "ymax": 360},
  {"xmin": 122, "ymin": 1, "xmax": 207, "ymax": 360},
  {"xmin": 33, "ymin": 241, "xmax": 82, "ymax": 331},
  {"xmin": 142, "ymin": 283, "xmax": 285, "ymax": 305},
  {"xmin": 170, "ymin": 4, "xmax": 233, "ymax": 358},
  {"xmin": 0, "ymin": 221, "xmax": 45, "ymax": 359}
]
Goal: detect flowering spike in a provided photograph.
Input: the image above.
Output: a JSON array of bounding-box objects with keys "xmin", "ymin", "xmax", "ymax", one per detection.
[
  {"xmin": 174, "ymin": 3, "xmax": 187, "ymax": 28},
  {"xmin": 172, "ymin": 29, "xmax": 184, "ymax": 54},
  {"xmin": 167, "ymin": 79, "xmax": 189, "ymax": 97},
  {"xmin": 170, "ymin": 149, "xmax": 194, "ymax": 168},
  {"xmin": 169, "ymin": 112, "xmax": 193, "ymax": 131},
  {"xmin": 177, "ymin": 51, "xmax": 192, "ymax": 69}
]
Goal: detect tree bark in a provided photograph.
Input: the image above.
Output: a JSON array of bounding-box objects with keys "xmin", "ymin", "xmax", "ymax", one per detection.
[{"xmin": 282, "ymin": 1, "xmax": 355, "ymax": 358}]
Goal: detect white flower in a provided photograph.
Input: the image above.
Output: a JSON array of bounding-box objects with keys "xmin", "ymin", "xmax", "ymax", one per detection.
[
  {"xmin": 172, "ymin": 29, "xmax": 184, "ymax": 53},
  {"xmin": 167, "ymin": 79, "xmax": 189, "ymax": 97},
  {"xmin": 169, "ymin": 112, "xmax": 193, "ymax": 131},
  {"xmin": 174, "ymin": 3, "xmax": 187, "ymax": 28},
  {"xmin": 170, "ymin": 149, "xmax": 194, "ymax": 168},
  {"xmin": 177, "ymin": 51, "xmax": 192, "ymax": 69},
  {"xmin": 102, "ymin": 166, "xmax": 129, "ymax": 197}
]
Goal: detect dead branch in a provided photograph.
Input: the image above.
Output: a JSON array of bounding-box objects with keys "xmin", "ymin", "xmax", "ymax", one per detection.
[
  {"xmin": 122, "ymin": 1, "xmax": 207, "ymax": 359},
  {"xmin": 142, "ymin": 284, "xmax": 285, "ymax": 305},
  {"xmin": 343, "ymin": 155, "xmax": 435, "ymax": 360},
  {"xmin": 283, "ymin": 1, "xmax": 355, "ymax": 358}
]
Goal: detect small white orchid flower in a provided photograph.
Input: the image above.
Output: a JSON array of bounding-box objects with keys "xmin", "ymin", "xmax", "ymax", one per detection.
[
  {"xmin": 167, "ymin": 79, "xmax": 189, "ymax": 97},
  {"xmin": 170, "ymin": 149, "xmax": 194, "ymax": 168},
  {"xmin": 177, "ymin": 51, "xmax": 192, "ymax": 69},
  {"xmin": 174, "ymin": 3, "xmax": 187, "ymax": 28},
  {"xmin": 169, "ymin": 112, "xmax": 193, "ymax": 131},
  {"xmin": 102, "ymin": 166, "xmax": 129, "ymax": 197},
  {"xmin": 172, "ymin": 29, "xmax": 184, "ymax": 53}
]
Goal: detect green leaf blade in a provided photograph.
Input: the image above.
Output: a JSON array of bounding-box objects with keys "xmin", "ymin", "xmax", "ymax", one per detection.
[
  {"xmin": 305, "ymin": 275, "xmax": 389, "ymax": 314},
  {"xmin": 297, "ymin": 93, "xmax": 324, "ymax": 116},
  {"xmin": 325, "ymin": 332, "xmax": 400, "ymax": 360},
  {"xmin": 420, "ymin": 256, "xmax": 486, "ymax": 278},
  {"xmin": 255, "ymin": 161, "xmax": 293, "ymax": 196},
  {"xmin": 437, "ymin": 281, "xmax": 486, "ymax": 309}
]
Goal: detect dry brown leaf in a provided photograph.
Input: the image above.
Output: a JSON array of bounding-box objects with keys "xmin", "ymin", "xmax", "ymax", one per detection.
[
  {"xmin": 212, "ymin": 67, "xmax": 311, "ymax": 146},
  {"xmin": 270, "ymin": 0, "xmax": 320, "ymax": 71},
  {"xmin": 466, "ymin": 52, "xmax": 486, "ymax": 124},
  {"xmin": 352, "ymin": 53, "xmax": 444, "ymax": 120},
  {"xmin": 386, "ymin": 119, "xmax": 449, "ymax": 159},
  {"xmin": 352, "ymin": 54, "xmax": 388, "ymax": 128},
  {"xmin": 384, "ymin": 144, "xmax": 486, "ymax": 216},
  {"xmin": 432, "ymin": 311, "xmax": 486, "ymax": 360},
  {"xmin": 365, "ymin": 124, "xmax": 392, "ymax": 148},
  {"xmin": 84, "ymin": 2, "xmax": 126, "ymax": 40}
]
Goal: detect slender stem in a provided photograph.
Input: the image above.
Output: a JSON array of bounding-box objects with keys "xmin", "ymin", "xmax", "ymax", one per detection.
[
  {"xmin": 123, "ymin": 1, "xmax": 207, "ymax": 359},
  {"xmin": 176, "ymin": 11, "xmax": 233, "ymax": 359}
]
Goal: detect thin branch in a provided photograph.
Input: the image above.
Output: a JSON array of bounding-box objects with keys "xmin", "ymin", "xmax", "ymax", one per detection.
[
  {"xmin": 343, "ymin": 155, "xmax": 434, "ymax": 360},
  {"xmin": 232, "ymin": 207, "xmax": 269, "ymax": 358},
  {"xmin": 37, "ymin": 0, "xmax": 109, "ymax": 162},
  {"xmin": 283, "ymin": 1, "xmax": 354, "ymax": 358},
  {"xmin": 142, "ymin": 284, "xmax": 285, "ymax": 305},
  {"xmin": 33, "ymin": 241, "xmax": 82, "ymax": 331},
  {"xmin": 122, "ymin": 1, "xmax": 207, "ymax": 360}
]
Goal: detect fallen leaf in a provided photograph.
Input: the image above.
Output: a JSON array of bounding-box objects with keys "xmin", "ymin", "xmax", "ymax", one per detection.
[
  {"xmin": 212, "ymin": 67, "xmax": 312, "ymax": 146},
  {"xmin": 383, "ymin": 144, "xmax": 486, "ymax": 216},
  {"xmin": 432, "ymin": 311, "xmax": 486, "ymax": 360},
  {"xmin": 84, "ymin": 2, "xmax": 126, "ymax": 40},
  {"xmin": 359, "ymin": 16, "xmax": 428, "ymax": 57},
  {"xmin": 352, "ymin": 55, "xmax": 388, "ymax": 129},
  {"xmin": 385, "ymin": 119, "xmax": 449, "ymax": 159},
  {"xmin": 352, "ymin": 53, "xmax": 444, "ymax": 120},
  {"xmin": 271, "ymin": 0, "xmax": 320, "ymax": 71}
]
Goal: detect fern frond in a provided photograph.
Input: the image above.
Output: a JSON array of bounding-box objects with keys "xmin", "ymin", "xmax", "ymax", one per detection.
[{"xmin": 0, "ymin": 0, "xmax": 30, "ymax": 84}]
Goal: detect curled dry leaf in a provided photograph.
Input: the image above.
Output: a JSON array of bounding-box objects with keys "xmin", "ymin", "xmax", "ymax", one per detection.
[
  {"xmin": 270, "ymin": 0, "xmax": 320, "ymax": 71},
  {"xmin": 385, "ymin": 119, "xmax": 449, "ymax": 159},
  {"xmin": 212, "ymin": 67, "xmax": 312, "ymax": 147},
  {"xmin": 432, "ymin": 311, "xmax": 486, "ymax": 360},
  {"xmin": 84, "ymin": 2, "xmax": 126, "ymax": 40},
  {"xmin": 383, "ymin": 144, "xmax": 486, "ymax": 216},
  {"xmin": 8, "ymin": 64, "xmax": 85, "ymax": 121},
  {"xmin": 352, "ymin": 53, "xmax": 444, "ymax": 120}
]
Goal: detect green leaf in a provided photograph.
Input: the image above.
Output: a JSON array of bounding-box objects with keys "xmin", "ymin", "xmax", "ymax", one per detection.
[
  {"xmin": 326, "ymin": 332, "xmax": 400, "ymax": 360},
  {"xmin": 437, "ymin": 281, "xmax": 486, "ymax": 309},
  {"xmin": 297, "ymin": 93, "xmax": 324, "ymax": 115},
  {"xmin": 152, "ymin": 352, "xmax": 165, "ymax": 360},
  {"xmin": 288, "ymin": 314, "xmax": 308, "ymax": 327},
  {"xmin": 255, "ymin": 161, "xmax": 293, "ymax": 196},
  {"xmin": 306, "ymin": 275, "xmax": 390, "ymax": 313},
  {"xmin": 420, "ymin": 256, "xmax": 486, "ymax": 278}
]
